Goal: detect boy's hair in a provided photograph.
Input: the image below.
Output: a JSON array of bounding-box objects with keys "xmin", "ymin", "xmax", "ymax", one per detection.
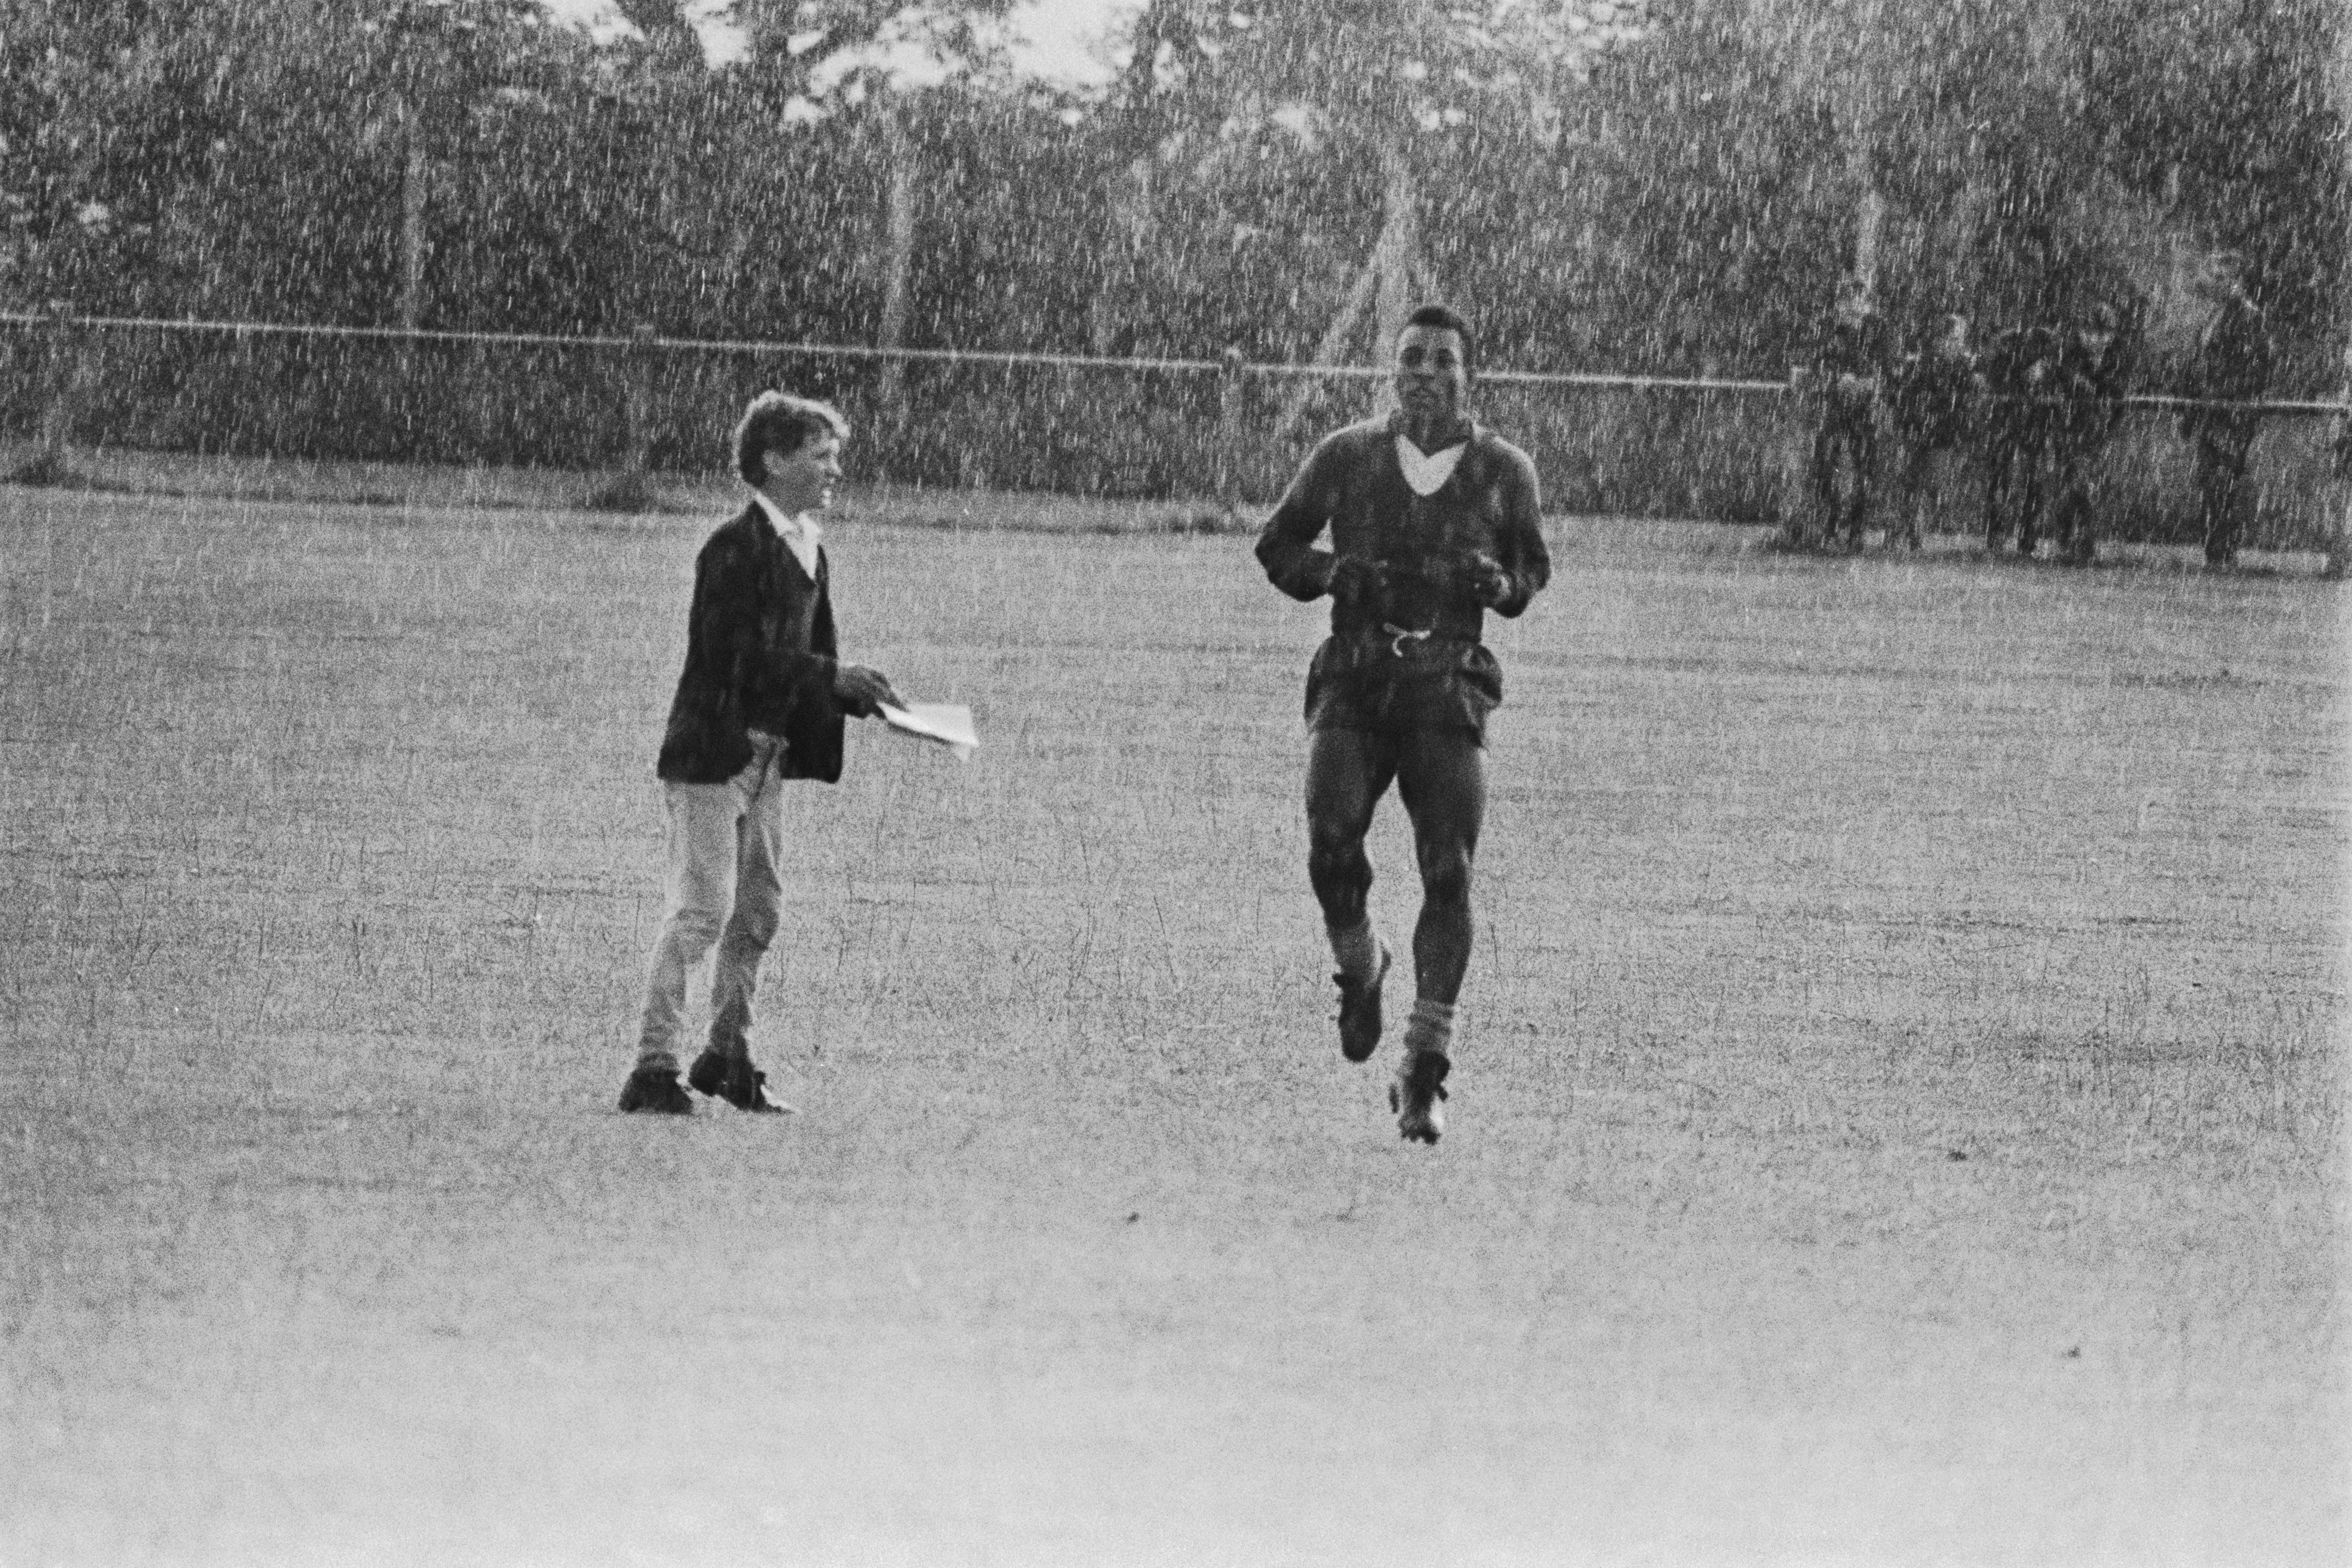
[
  {"xmin": 1402, "ymin": 302, "xmax": 1476, "ymax": 379},
  {"xmin": 733, "ymin": 391, "xmax": 849, "ymax": 485}
]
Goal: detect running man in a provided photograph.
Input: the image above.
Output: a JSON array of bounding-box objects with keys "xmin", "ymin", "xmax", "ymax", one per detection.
[{"xmin": 1255, "ymin": 304, "xmax": 1551, "ymax": 1144}]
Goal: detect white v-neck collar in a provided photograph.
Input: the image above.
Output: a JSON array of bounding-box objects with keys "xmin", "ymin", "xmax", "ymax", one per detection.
[{"xmin": 1395, "ymin": 434, "xmax": 1468, "ymax": 497}]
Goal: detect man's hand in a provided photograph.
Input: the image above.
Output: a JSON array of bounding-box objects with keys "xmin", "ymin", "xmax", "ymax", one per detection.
[
  {"xmin": 833, "ymin": 663, "xmax": 902, "ymax": 718},
  {"xmin": 1325, "ymin": 555, "xmax": 1392, "ymax": 608},
  {"xmin": 1452, "ymin": 551, "xmax": 1514, "ymax": 609}
]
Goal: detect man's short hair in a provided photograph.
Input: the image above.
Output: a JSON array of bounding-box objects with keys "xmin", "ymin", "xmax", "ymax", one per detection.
[
  {"xmin": 1402, "ymin": 303, "xmax": 1475, "ymax": 378},
  {"xmin": 734, "ymin": 391, "xmax": 849, "ymax": 485}
]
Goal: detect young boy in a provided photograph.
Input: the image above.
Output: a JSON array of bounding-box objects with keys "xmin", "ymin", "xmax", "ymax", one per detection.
[{"xmin": 616, "ymin": 392, "xmax": 900, "ymax": 1115}]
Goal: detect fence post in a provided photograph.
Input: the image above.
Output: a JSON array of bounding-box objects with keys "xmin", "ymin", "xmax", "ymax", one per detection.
[
  {"xmin": 37, "ymin": 301, "xmax": 80, "ymax": 462},
  {"xmin": 626, "ymin": 324, "xmax": 658, "ymax": 475},
  {"xmin": 584, "ymin": 324, "xmax": 660, "ymax": 512},
  {"xmin": 2325, "ymin": 385, "xmax": 2349, "ymax": 579},
  {"xmin": 1216, "ymin": 343, "xmax": 1245, "ymax": 525}
]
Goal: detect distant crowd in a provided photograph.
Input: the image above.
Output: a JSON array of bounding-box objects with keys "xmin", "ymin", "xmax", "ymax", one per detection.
[{"xmin": 1790, "ymin": 254, "xmax": 2327, "ymax": 569}]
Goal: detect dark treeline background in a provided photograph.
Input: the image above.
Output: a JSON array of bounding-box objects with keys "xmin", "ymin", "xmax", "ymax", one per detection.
[{"xmin": 4, "ymin": 0, "xmax": 2346, "ymax": 529}]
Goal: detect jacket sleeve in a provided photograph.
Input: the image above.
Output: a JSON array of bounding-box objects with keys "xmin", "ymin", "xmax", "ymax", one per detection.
[
  {"xmin": 1487, "ymin": 447, "xmax": 1549, "ymax": 619},
  {"xmin": 1255, "ymin": 436, "xmax": 1343, "ymax": 601}
]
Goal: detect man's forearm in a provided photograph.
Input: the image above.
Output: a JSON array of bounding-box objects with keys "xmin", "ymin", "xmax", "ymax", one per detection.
[{"xmin": 1255, "ymin": 513, "xmax": 1337, "ymax": 602}]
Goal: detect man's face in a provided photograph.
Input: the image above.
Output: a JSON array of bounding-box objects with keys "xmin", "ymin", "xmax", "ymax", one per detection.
[
  {"xmin": 764, "ymin": 430, "xmax": 843, "ymax": 514},
  {"xmin": 1394, "ymin": 325, "xmax": 1468, "ymax": 425}
]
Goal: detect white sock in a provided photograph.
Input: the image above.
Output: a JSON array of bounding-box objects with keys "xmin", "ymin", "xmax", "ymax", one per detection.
[
  {"xmin": 1328, "ymin": 917, "xmax": 1383, "ymax": 984},
  {"xmin": 1402, "ymin": 998, "xmax": 1456, "ymax": 1061}
]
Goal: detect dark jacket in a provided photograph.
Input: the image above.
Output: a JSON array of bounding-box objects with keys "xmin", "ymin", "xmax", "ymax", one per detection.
[
  {"xmin": 1814, "ymin": 309, "xmax": 1890, "ymax": 424},
  {"xmin": 1981, "ymin": 326, "xmax": 2065, "ymax": 448},
  {"xmin": 655, "ymin": 502, "xmax": 847, "ymax": 785},
  {"xmin": 2050, "ymin": 335, "xmax": 2131, "ymax": 456},
  {"xmin": 1890, "ymin": 344, "xmax": 1979, "ymax": 446},
  {"xmin": 2181, "ymin": 296, "xmax": 2272, "ymax": 455},
  {"xmin": 1255, "ymin": 415, "xmax": 1549, "ymax": 643}
]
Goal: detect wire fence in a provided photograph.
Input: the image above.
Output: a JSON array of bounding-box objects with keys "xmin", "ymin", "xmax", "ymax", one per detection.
[{"xmin": 4, "ymin": 310, "xmax": 2346, "ymax": 544}]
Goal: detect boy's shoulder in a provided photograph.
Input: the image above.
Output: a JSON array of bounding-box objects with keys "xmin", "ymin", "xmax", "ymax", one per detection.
[{"xmin": 698, "ymin": 501, "xmax": 767, "ymax": 555}]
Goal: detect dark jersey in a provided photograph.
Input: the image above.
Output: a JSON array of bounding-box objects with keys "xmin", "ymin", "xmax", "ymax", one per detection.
[
  {"xmin": 2048, "ymin": 336, "xmax": 2130, "ymax": 456},
  {"xmin": 1256, "ymin": 415, "xmax": 1549, "ymax": 735},
  {"xmin": 1980, "ymin": 327, "xmax": 2065, "ymax": 446},
  {"xmin": 2183, "ymin": 297, "xmax": 2272, "ymax": 454},
  {"xmin": 1890, "ymin": 346, "xmax": 1979, "ymax": 445}
]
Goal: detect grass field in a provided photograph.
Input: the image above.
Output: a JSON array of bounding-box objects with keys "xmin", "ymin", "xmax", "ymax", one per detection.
[{"xmin": 2, "ymin": 477, "xmax": 2346, "ymax": 1566}]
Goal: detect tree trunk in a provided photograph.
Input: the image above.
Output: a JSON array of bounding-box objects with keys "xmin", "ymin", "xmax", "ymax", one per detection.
[
  {"xmin": 1278, "ymin": 258, "xmax": 1377, "ymax": 434},
  {"xmin": 400, "ymin": 106, "xmax": 428, "ymax": 334},
  {"xmin": 1088, "ymin": 154, "xmax": 1154, "ymax": 357},
  {"xmin": 1281, "ymin": 139, "xmax": 1424, "ymax": 433},
  {"xmin": 878, "ymin": 107, "xmax": 917, "ymax": 416},
  {"xmin": 2334, "ymin": 13, "xmax": 2350, "ymax": 343},
  {"xmin": 1369, "ymin": 139, "xmax": 1424, "ymax": 373},
  {"xmin": 2326, "ymin": 12, "xmax": 2351, "ymax": 576},
  {"xmin": 1846, "ymin": 131, "xmax": 1883, "ymax": 294}
]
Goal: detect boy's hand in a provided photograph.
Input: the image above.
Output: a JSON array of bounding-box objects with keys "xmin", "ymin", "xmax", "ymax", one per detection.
[{"xmin": 833, "ymin": 664, "xmax": 902, "ymax": 717}]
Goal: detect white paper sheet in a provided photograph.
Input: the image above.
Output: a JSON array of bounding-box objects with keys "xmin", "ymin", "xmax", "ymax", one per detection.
[{"xmin": 877, "ymin": 702, "xmax": 979, "ymax": 761}]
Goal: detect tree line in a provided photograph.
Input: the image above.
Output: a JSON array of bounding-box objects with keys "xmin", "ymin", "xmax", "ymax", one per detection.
[{"xmin": 5, "ymin": 0, "xmax": 2344, "ymax": 394}]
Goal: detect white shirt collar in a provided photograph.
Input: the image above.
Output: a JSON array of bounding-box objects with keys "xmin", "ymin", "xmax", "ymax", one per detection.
[
  {"xmin": 750, "ymin": 490, "xmax": 824, "ymax": 576},
  {"xmin": 1394, "ymin": 433, "xmax": 1468, "ymax": 497}
]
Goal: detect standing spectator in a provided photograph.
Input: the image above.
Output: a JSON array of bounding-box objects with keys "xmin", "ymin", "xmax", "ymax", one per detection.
[
  {"xmin": 617, "ymin": 392, "xmax": 902, "ymax": 1116},
  {"xmin": 1888, "ymin": 312, "xmax": 1981, "ymax": 549},
  {"xmin": 2180, "ymin": 254, "xmax": 2273, "ymax": 568},
  {"xmin": 1803, "ymin": 275, "xmax": 1891, "ymax": 549},
  {"xmin": 1979, "ymin": 322, "xmax": 2065, "ymax": 555},
  {"xmin": 2044, "ymin": 301, "xmax": 2134, "ymax": 566}
]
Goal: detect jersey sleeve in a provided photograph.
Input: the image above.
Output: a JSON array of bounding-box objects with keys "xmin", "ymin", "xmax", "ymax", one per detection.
[
  {"xmin": 1486, "ymin": 444, "xmax": 1549, "ymax": 619},
  {"xmin": 1254, "ymin": 435, "xmax": 1345, "ymax": 602}
]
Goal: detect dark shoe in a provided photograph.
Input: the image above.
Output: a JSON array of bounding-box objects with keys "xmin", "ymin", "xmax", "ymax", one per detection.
[
  {"xmin": 687, "ymin": 1048, "xmax": 793, "ymax": 1113},
  {"xmin": 1389, "ymin": 1051, "xmax": 1450, "ymax": 1144},
  {"xmin": 1333, "ymin": 939, "xmax": 1393, "ymax": 1064},
  {"xmin": 617, "ymin": 1064, "xmax": 693, "ymax": 1115}
]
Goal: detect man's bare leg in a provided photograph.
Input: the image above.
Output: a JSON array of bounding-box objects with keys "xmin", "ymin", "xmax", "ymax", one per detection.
[
  {"xmin": 1389, "ymin": 727, "xmax": 1487, "ymax": 1142},
  {"xmin": 1306, "ymin": 727, "xmax": 1398, "ymax": 1061}
]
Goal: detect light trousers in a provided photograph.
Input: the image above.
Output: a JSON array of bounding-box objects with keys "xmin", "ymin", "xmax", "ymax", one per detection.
[{"xmin": 634, "ymin": 735, "xmax": 788, "ymax": 1071}]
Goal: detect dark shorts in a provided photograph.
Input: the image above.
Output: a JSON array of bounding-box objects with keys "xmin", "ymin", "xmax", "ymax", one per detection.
[{"xmin": 1304, "ymin": 633, "xmax": 1502, "ymax": 742}]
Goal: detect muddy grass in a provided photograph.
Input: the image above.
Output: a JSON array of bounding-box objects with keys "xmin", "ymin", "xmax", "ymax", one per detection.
[{"xmin": 1, "ymin": 485, "xmax": 2344, "ymax": 1565}]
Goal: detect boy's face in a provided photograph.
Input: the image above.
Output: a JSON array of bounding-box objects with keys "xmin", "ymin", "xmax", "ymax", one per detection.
[{"xmin": 764, "ymin": 430, "xmax": 843, "ymax": 515}]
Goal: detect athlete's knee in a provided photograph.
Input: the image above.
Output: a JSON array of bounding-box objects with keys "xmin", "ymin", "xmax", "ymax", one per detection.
[
  {"xmin": 1417, "ymin": 842, "xmax": 1474, "ymax": 907},
  {"xmin": 1309, "ymin": 833, "xmax": 1370, "ymax": 890}
]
